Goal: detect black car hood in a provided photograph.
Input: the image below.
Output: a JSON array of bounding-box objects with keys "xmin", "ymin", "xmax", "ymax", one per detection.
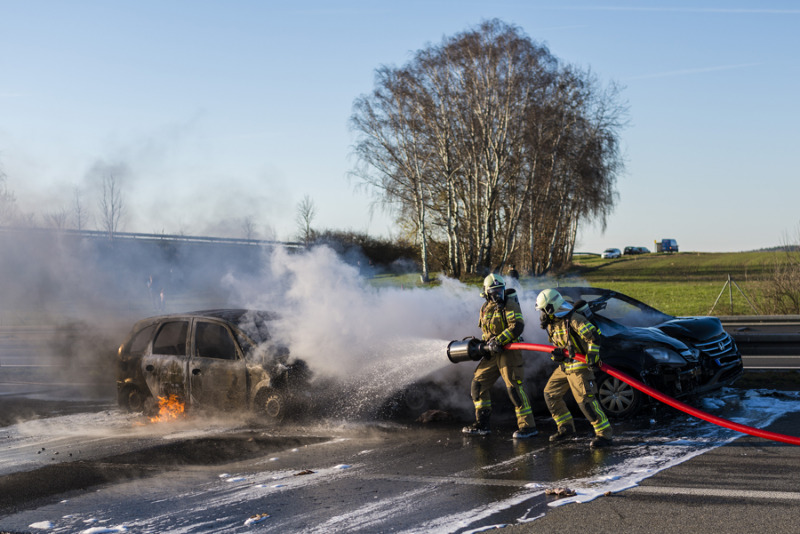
[
  {"xmin": 657, "ymin": 316, "xmax": 724, "ymax": 341},
  {"xmin": 596, "ymin": 316, "xmax": 688, "ymax": 351},
  {"xmin": 603, "ymin": 325, "xmax": 688, "ymax": 352}
]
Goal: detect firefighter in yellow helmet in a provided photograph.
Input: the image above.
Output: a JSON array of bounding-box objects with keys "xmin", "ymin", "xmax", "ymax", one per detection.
[
  {"xmin": 462, "ymin": 274, "xmax": 537, "ymax": 438},
  {"xmin": 536, "ymin": 288, "xmax": 613, "ymax": 448}
]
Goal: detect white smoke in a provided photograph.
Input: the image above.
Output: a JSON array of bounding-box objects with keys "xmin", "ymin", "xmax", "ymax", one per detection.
[{"xmin": 221, "ymin": 245, "xmax": 555, "ymax": 418}]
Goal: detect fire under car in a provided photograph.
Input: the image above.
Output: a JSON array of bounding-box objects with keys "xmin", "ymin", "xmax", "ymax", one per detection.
[
  {"xmin": 115, "ymin": 309, "xmax": 311, "ymax": 421},
  {"xmin": 550, "ymin": 287, "xmax": 744, "ymax": 417}
]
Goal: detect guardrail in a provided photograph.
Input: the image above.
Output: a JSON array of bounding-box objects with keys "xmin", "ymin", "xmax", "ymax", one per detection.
[{"xmin": 720, "ymin": 316, "xmax": 800, "ymax": 357}]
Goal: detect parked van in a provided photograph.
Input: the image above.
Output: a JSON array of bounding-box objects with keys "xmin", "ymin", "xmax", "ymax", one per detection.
[{"xmin": 656, "ymin": 239, "xmax": 679, "ymax": 253}]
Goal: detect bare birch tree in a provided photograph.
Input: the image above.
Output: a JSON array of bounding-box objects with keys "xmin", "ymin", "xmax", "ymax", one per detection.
[
  {"xmin": 0, "ymin": 172, "xmax": 17, "ymax": 226},
  {"xmin": 295, "ymin": 194, "xmax": 317, "ymax": 246},
  {"xmin": 99, "ymin": 172, "xmax": 125, "ymax": 238},
  {"xmin": 351, "ymin": 19, "xmax": 626, "ymax": 276}
]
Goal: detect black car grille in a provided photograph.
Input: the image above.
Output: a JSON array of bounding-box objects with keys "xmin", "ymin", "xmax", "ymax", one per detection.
[{"xmin": 695, "ymin": 332, "xmax": 740, "ymax": 366}]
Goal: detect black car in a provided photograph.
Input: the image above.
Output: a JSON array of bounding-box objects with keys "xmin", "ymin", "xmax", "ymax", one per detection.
[
  {"xmin": 116, "ymin": 309, "xmax": 311, "ymax": 421},
  {"xmin": 554, "ymin": 287, "xmax": 743, "ymax": 417}
]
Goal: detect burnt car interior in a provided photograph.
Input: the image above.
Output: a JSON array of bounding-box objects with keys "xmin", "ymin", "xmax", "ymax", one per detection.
[
  {"xmin": 195, "ymin": 322, "xmax": 238, "ymax": 360},
  {"xmin": 153, "ymin": 321, "xmax": 188, "ymax": 356}
]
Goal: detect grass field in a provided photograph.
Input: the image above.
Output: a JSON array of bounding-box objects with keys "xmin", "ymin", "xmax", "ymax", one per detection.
[
  {"xmin": 563, "ymin": 251, "xmax": 776, "ymax": 316},
  {"xmin": 370, "ymin": 251, "xmax": 794, "ymax": 317}
]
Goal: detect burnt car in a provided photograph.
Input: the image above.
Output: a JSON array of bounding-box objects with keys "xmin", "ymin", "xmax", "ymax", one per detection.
[
  {"xmin": 554, "ymin": 287, "xmax": 743, "ymax": 418},
  {"xmin": 116, "ymin": 309, "xmax": 311, "ymax": 421}
]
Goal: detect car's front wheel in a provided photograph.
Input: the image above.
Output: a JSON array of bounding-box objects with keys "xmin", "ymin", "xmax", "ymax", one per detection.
[
  {"xmin": 254, "ymin": 388, "xmax": 287, "ymax": 423},
  {"xmin": 596, "ymin": 373, "xmax": 642, "ymax": 418}
]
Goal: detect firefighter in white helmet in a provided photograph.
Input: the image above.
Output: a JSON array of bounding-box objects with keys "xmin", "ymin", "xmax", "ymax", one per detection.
[
  {"xmin": 462, "ymin": 274, "xmax": 537, "ymax": 438},
  {"xmin": 535, "ymin": 288, "xmax": 613, "ymax": 448}
]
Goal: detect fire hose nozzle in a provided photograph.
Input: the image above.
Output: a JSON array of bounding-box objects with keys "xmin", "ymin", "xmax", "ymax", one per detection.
[{"xmin": 447, "ymin": 337, "xmax": 487, "ymax": 363}]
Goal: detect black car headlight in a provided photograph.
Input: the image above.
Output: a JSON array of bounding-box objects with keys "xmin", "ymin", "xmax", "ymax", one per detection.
[{"xmin": 645, "ymin": 347, "xmax": 688, "ymax": 365}]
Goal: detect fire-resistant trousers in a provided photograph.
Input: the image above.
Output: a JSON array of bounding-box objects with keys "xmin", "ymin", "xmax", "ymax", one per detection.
[
  {"xmin": 543, "ymin": 365, "xmax": 612, "ymax": 439},
  {"xmin": 471, "ymin": 349, "xmax": 535, "ymax": 430}
]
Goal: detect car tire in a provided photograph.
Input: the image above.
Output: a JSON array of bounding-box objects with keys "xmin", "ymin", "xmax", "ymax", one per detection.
[
  {"xmin": 118, "ymin": 385, "xmax": 150, "ymax": 413},
  {"xmin": 596, "ymin": 373, "xmax": 642, "ymax": 418},
  {"xmin": 255, "ymin": 388, "xmax": 287, "ymax": 423}
]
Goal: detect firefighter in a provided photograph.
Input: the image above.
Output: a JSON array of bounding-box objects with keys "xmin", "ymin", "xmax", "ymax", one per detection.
[
  {"xmin": 462, "ymin": 274, "xmax": 537, "ymax": 438},
  {"xmin": 536, "ymin": 288, "xmax": 613, "ymax": 448}
]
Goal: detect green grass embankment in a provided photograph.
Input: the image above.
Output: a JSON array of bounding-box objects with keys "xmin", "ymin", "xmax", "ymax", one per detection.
[
  {"xmin": 563, "ymin": 252, "xmax": 776, "ymax": 316},
  {"xmin": 369, "ymin": 251, "xmax": 789, "ymax": 317}
]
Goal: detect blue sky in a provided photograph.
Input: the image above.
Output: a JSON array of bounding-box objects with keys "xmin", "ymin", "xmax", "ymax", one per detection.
[{"xmin": 1, "ymin": 1, "xmax": 798, "ymax": 252}]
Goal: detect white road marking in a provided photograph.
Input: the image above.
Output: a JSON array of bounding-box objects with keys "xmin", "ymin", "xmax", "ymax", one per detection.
[{"xmin": 632, "ymin": 485, "xmax": 800, "ymax": 501}]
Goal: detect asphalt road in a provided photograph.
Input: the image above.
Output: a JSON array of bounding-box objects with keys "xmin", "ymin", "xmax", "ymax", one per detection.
[
  {"xmin": 1, "ymin": 371, "xmax": 799, "ymax": 533},
  {"xmin": 504, "ymin": 410, "xmax": 800, "ymax": 534}
]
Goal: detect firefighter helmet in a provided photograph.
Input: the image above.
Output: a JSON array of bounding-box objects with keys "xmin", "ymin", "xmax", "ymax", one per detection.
[
  {"xmin": 481, "ymin": 273, "xmax": 506, "ymax": 304},
  {"xmin": 535, "ymin": 288, "xmax": 565, "ymax": 315}
]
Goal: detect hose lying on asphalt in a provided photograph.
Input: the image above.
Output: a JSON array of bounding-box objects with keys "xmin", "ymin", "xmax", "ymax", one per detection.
[{"xmin": 506, "ymin": 342, "xmax": 800, "ymax": 447}]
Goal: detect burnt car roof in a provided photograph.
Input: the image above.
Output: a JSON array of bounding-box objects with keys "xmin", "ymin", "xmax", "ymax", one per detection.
[
  {"xmin": 184, "ymin": 309, "xmax": 278, "ymax": 323},
  {"xmin": 133, "ymin": 309, "xmax": 277, "ymax": 323}
]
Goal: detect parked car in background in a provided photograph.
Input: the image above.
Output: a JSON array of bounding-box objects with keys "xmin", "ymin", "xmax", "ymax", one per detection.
[
  {"xmin": 624, "ymin": 246, "xmax": 650, "ymax": 255},
  {"xmin": 554, "ymin": 287, "xmax": 743, "ymax": 417},
  {"xmin": 601, "ymin": 248, "xmax": 622, "ymax": 259},
  {"xmin": 656, "ymin": 238, "xmax": 679, "ymax": 253},
  {"xmin": 116, "ymin": 309, "xmax": 311, "ymax": 422}
]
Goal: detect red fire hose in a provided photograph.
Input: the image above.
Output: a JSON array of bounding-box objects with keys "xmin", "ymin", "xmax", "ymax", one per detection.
[{"xmin": 506, "ymin": 342, "xmax": 800, "ymax": 446}]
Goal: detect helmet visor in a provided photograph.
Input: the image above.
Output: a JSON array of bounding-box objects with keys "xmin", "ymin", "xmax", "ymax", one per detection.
[{"xmin": 486, "ymin": 285, "xmax": 505, "ymax": 304}]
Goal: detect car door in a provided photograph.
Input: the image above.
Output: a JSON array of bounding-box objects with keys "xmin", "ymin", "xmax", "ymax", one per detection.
[
  {"xmin": 142, "ymin": 320, "xmax": 190, "ymax": 401},
  {"xmin": 189, "ymin": 319, "xmax": 247, "ymax": 410}
]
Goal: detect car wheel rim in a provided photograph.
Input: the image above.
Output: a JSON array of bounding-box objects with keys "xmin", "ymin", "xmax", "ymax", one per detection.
[
  {"xmin": 598, "ymin": 377, "xmax": 636, "ymax": 415},
  {"xmin": 264, "ymin": 395, "xmax": 282, "ymax": 418}
]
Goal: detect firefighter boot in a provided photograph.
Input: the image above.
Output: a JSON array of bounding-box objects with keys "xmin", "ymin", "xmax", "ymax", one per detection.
[
  {"xmin": 512, "ymin": 426, "xmax": 538, "ymax": 439},
  {"xmin": 590, "ymin": 436, "xmax": 613, "ymax": 449},
  {"xmin": 462, "ymin": 409, "xmax": 491, "ymax": 436},
  {"xmin": 549, "ymin": 423, "xmax": 576, "ymax": 443}
]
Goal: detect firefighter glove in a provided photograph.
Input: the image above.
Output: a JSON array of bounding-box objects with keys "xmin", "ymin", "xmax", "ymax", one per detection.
[{"xmin": 550, "ymin": 347, "xmax": 566, "ymax": 362}]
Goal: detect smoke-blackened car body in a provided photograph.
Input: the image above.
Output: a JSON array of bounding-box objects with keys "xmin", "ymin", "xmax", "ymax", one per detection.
[
  {"xmin": 553, "ymin": 287, "xmax": 743, "ymax": 417},
  {"xmin": 116, "ymin": 309, "xmax": 311, "ymax": 421}
]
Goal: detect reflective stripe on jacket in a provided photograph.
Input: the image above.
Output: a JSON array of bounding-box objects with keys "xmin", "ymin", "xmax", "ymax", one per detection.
[
  {"xmin": 480, "ymin": 289, "xmax": 524, "ymax": 346},
  {"xmin": 547, "ymin": 311, "xmax": 601, "ymax": 371}
]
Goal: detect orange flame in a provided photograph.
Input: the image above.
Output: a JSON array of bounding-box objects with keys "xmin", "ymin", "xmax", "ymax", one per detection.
[{"xmin": 149, "ymin": 394, "xmax": 186, "ymax": 423}]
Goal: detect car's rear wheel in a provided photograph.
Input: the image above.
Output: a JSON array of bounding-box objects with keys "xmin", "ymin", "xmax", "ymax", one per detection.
[
  {"xmin": 119, "ymin": 385, "xmax": 150, "ymax": 413},
  {"xmin": 596, "ymin": 373, "xmax": 642, "ymax": 418}
]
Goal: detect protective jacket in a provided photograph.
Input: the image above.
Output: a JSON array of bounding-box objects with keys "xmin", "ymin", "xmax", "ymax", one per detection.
[
  {"xmin": 479, "ymin": 289, "xmax": 524, "ymax": 345},
  {"xmin": 546, "ymin": 310, "xmax": 601, "ymax": 373}
]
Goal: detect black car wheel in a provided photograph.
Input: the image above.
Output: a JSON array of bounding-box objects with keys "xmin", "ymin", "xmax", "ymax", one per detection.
[
  {"xmin": 596, "ymin": 373, "xmax": 642, "ymax": 418},
  {"xmin": 255, "ymin": 389, "xmax": 287, "ymax": 422},
  {"xmin": 119, "ymin": 385, "xmax": 150, "ymax": 413}
]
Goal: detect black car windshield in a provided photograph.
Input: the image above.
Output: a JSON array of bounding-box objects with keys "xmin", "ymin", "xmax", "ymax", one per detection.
[
  {"xmin": 595, "ymin": 296, "xmax": 672, "ymax": 328},
  {"xmin": 556, "ymin": 287, "xmax": 673, "ymax": 329}
]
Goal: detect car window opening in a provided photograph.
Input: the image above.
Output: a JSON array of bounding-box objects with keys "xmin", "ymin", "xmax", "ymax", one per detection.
[
  {"xmin": 153, "ymin": 321, "xmax": 189, "ymax": 356},
  {"xmin": 196, "ymin": 322, "xmax": 238, "ymax": 360}
]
